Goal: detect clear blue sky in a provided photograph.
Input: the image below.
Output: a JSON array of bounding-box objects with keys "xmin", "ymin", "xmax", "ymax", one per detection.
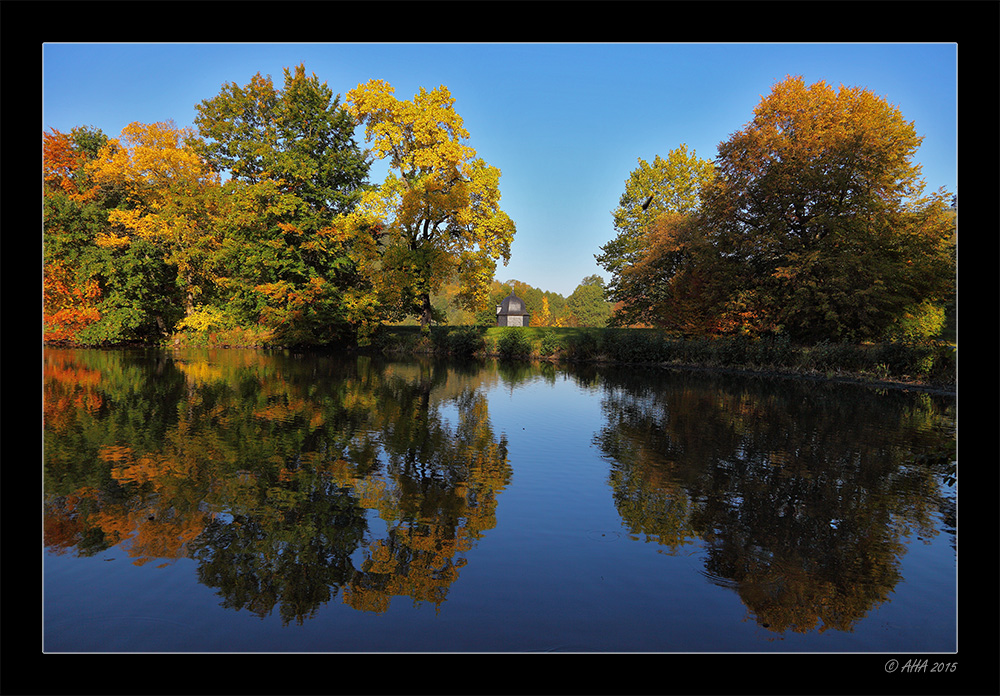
[{"xmin": 42, "ymin": 42, "xmax": 957, "ymax": 298}]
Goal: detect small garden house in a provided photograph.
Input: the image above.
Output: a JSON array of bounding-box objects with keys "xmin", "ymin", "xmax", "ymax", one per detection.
[{"xmin": 496, "ymin": 292, "xmax": 531, "ymax": 327}]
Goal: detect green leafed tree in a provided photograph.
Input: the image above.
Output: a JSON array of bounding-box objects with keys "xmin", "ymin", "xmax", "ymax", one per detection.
[
  {"xmin": 193, "ymin": 64, "xmax": 372, "ymax": 345},
  {"xmin": 566, "ymin": 275, "xmax": 612, "ymax": 327},
  {"xmin": 596, "ymin": 145, "xmax": 715, "ymax": 312}
]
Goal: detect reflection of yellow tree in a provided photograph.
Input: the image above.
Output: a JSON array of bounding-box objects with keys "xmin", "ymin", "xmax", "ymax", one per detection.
[
  {"xmin": 607, "ymin": 451, "xmax": 697, "ymax": 552},
  {"xmin": 331, "ymin": 366, "xmax": 511, "ymax": 614},
  {"xmin": 44, "ymin": 348, "xmax": 513, "ymax": 623},
  {"xmin": 591, "ymin": 366, "xmax": 955, "ymax": 634}
]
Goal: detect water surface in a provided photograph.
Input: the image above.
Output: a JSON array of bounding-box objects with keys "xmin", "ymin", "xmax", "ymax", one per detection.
[{"xmin": 43, "ymin": 348, "xmax": 957, "ymax": 652}]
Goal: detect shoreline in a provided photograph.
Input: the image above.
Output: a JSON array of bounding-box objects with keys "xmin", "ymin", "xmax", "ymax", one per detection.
[
  {"xmin": 380, "ymin": 347, "xmax": 958, "ymax": 397},
  {"xmin": 43, "ymin": 335, "xmax": 957, "ymax": 397}
]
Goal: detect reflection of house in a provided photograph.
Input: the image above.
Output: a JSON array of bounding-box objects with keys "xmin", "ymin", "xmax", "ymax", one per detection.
[{"xmin": 496, "ymin": 292, "xmax": 530, "ymax": 327}]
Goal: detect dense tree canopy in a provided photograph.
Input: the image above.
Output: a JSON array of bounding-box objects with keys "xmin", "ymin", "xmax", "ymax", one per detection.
[
  {"xmin": 44, "ymin": 123, "xmax": 190, "ymax": 344},
  {"xmin": 44, "ymin": 69, "xmax": 953, "ymax": 349},
  {"xmin": 704, "ymin": 76, "xmax": 954, "ymax": 341},
  {"xmin": 192, "ymin": 65, "xmax": 373, "ymax": 345},
  {"xmin": 87, "ymin": 120, "xmax": 223, "ymax": 316},
  {"xmin": 612, "ymin": 213, "xmax": 726, "ymax": 334},
  {"xmin": 603, "ymin": 76, "xmax": 955, "ymax": 343},
  {"xmin": 43, "ymin": 127, "xmax": 109, "ymax": 343}
]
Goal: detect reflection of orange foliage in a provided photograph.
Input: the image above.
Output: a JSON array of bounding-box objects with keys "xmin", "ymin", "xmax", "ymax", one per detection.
[
  {"xmin": 342, "ymin": 584, "xmax": 391, "ymax": 614},
  {"xmin": 125, "ymin": 513, "xmax": 207, "ymax": 566},
  {"xmin": 43, "ymin": 490, "xmax": 97, "ymax": 553},
  {"xmin": 43, "ymin": 352, "xmax": 104, "ymax": 429},
  {"xmin": 320, "ymin": 458, "xmax": 358, "ymax": 489},
  {"xmin": 253, "ymin": 395, "xmax": 312, "ymax": 425},
  {"xmin": 70, "ymin": 444, "xmax": 212, "ymax": 564},
  {"xmin": 101, "ymin": 445, "xmax": 195, "ymax": 485},
  {"xmin": 46, "ymin": 479, "xmax": 211, "ymax": 566},
  {"xmin": 343, "ymin": 527, "xmax": 464, "ymax": 615}
]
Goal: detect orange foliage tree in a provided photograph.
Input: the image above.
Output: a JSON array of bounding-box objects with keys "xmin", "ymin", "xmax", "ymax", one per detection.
[
  {"xmin": 703, "ymin": 75, "xmax": 955, "ymax": 341},
  {"xmin": 43, "ymin": 127, "xmax": 108, "ymax": 342},
  {"xmin": 612, "ymin": 213, "xmax": 726, "ymax": 335}
]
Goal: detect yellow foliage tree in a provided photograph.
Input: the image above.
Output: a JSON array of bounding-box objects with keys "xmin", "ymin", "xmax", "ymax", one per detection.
[
  {"xmin": 530, "ymin": 296, "xmax": 552, "ymax": 327},
  {"xmin": 345, "ymin": 80, "xmax": 516, "ymax": 328},
  {"xmin": 87, "ymin": 121, "xmax": 222, "ymax": 315}
]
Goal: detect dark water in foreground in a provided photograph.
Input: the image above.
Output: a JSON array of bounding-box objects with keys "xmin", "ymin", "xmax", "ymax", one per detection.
[{"xmin": 43, "ymin": 348, "xmax": 956, "ymax": 653}]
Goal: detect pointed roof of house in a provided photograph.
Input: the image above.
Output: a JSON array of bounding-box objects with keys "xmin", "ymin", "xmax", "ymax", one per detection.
[{"xmin": 498, "ymin": 292, "xmax": 528, "ymax": 316}]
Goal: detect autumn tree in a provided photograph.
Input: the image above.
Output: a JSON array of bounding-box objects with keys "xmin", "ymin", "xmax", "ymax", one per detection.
[
  {"xmin": 612, "ymin": 213, "xmax": 727, "ymax": 334},
  {"xmin": 345, "ymin": 80, "xmax": 517, "ymax": 330},
  {"xmin": 530, "ymin": 296, "xmax": 552, "ymax": 327},
  {"xmin": 597, "ymin": 145, "xmax": 715, "ymax": 312},
  {"xmin": 86, "ymin": 120, "xmax": 222, "ymax": 325},
  {"xmin": 43, "ymin": 126, "xmax": 129, "ymax": 343},
  {"xmin": 193, "ymin": 65, "xmax": 372, "ymax": 344},
  {"xmin": 703, "ymin": 75, "xmax": 955, "ymax": 342}
]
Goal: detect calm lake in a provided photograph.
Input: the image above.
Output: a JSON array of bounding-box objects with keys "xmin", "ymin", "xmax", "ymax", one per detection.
[{"xmin": 42, "ymin": 347, "xmax": 957, "ymax": 653}]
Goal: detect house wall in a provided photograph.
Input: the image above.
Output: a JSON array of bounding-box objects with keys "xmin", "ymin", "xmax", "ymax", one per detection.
[{"xmin": 497, "ymin": 314, "xmax": 530, "ymax": 327}]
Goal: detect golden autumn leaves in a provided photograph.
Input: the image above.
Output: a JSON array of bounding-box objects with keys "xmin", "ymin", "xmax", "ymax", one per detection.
[
  {"xmin": 345, "ymin": 79, "xmax": 516, "ymax": 328},
  {"xmin": 601, "ymin": 76, "xmax": 954, "ymax": 342},
  {"xmin": 88, "ymin": 121, "xmax": 218, "ymax": 249},
  {"xmin": 44, "ymin": 70, "xmax": 518, "ymax": 344}
]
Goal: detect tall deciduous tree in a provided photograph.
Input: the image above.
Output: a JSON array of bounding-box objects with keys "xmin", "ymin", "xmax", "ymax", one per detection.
[
  {"xmin": 345, "ymin": 80, "xmax": 516, "ymax": 329},
  {"xmin": 86, "ymin": 120, "xmax": 222, "ymax": 320},
  {"xmin": 597, "ymin": 145, "xmax": 715, "ymax": 310},
  {"xmin": 704, "ymin": 75, "xmax": 955, "ymax": 341},
  {"xmin": 193, "ymin": 65, "xmax": 372, "ymax": 344}
]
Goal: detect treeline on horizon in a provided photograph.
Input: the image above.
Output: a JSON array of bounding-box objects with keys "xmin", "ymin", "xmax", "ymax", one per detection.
[
  {"xmin": 43, "ymin": 67, "xmax": 955, "ymax": 352},
  {"xmin": 401, "ymin": 274, "xmax": 612, "ymax": 329}
]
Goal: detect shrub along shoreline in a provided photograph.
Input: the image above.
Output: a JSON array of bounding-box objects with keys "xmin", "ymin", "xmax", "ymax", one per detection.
[
  {"xmin": 56, "ymin": 325, "xmax": 954, "ymax": 395},
  {"xmin": 368, "ymin": 326, "xmax": 957, "ymax": 395}
]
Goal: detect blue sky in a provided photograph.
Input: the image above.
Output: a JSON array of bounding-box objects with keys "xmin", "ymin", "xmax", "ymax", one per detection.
[{"xmin": 42, "ymin": 42, "xmax": 957, "ymax": 298}]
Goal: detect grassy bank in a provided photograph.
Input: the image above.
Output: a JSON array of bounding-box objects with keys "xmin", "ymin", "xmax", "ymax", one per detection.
[{"xmin": 369, "ymin": 325, "xmax": 956, "ymax": 392}]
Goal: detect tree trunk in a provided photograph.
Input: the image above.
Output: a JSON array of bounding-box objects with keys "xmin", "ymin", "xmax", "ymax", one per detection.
[{"xmin": 419, "ymin": 292, "xmax": 433, "ymax": 331}]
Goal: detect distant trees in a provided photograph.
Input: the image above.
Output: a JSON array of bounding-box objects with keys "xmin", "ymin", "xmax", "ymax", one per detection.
[
  {"xmin": 566, "ymin": 275, "xmax": 612, "ymax": 327},
  {"xmin": 467, "ymin": 276, "xmax": 610, "ymax": 328},
  {"xmin": 601, "ymin": 76, "xmax": 956, "ymax": 343}
]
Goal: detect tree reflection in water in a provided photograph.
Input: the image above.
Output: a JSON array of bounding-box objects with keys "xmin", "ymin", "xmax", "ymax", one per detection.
[
  {"xmin": 43, "ymin": 349, "xmax": 954, "ymax": 635},
  {"xmin": 43, "ymin": 349, "xmax": 510, "ymax": 625},
  {"xmin": 588, "ymin": 365, "xmax": 956, "ymax": 634}
]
